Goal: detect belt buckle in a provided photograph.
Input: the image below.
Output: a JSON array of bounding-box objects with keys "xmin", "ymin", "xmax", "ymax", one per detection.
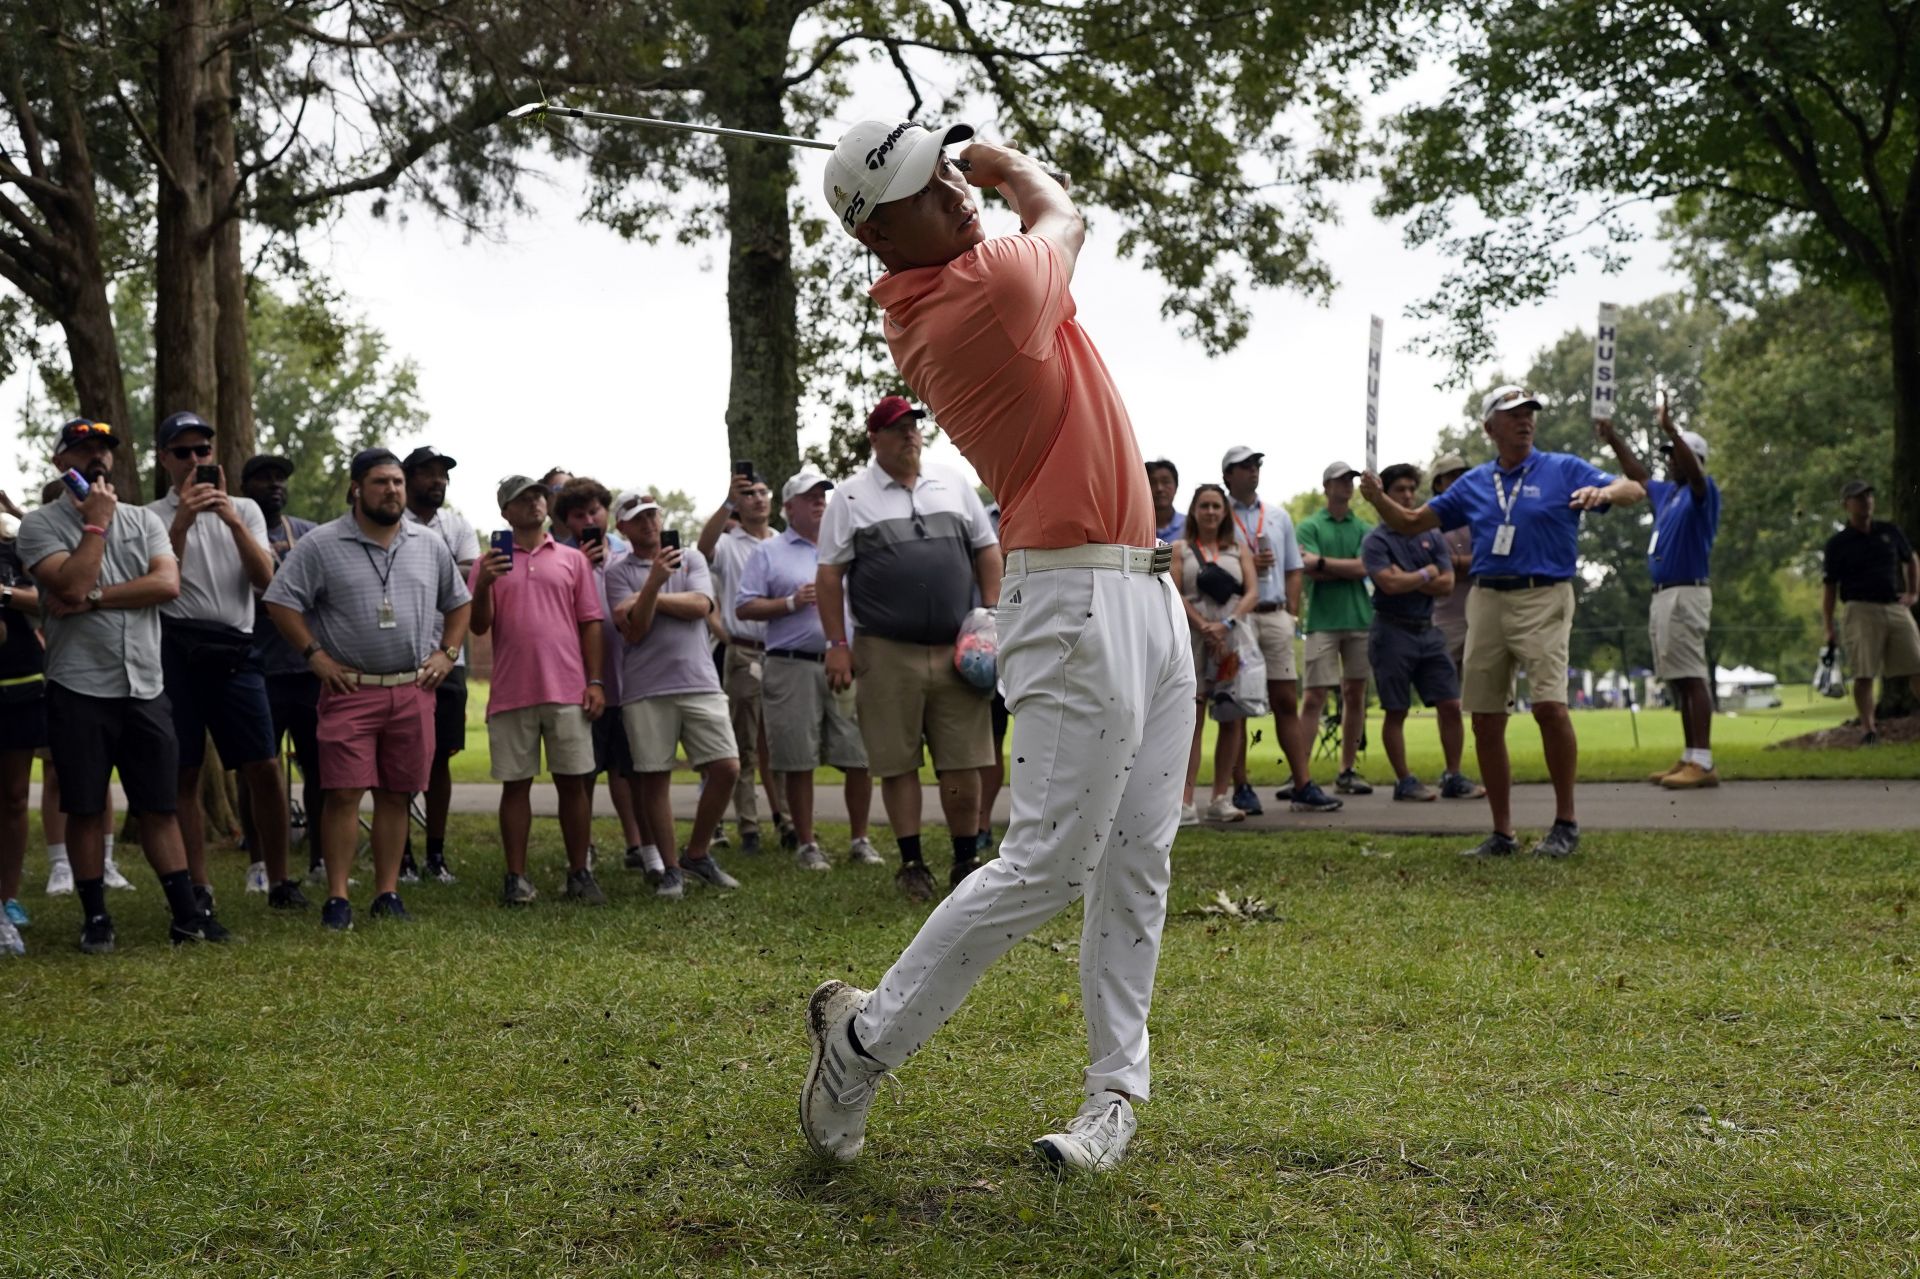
[{"xmin": 1150, "ymin": 544, "xmax": 1173, "ymax": 575}]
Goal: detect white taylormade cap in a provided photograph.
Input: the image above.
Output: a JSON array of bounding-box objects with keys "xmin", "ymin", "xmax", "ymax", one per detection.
[{"xmin": 823, "ymin": 120, "xmax": 975, "ymax": 233}]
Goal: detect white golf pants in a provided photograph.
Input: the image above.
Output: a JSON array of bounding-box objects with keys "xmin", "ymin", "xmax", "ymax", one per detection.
[{"xmin": 855, "ymin": 555, "xmax": 1196, "ymax": 1100}]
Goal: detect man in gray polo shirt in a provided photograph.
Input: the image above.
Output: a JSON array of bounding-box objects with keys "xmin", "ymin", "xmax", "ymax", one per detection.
[
  {"xmin": 18, "ymin": 417, "xmax": 235, "ymax": 953},
  {"xmin": 265, "ymin": 448, "xmax": 471, "ymax": 931}
]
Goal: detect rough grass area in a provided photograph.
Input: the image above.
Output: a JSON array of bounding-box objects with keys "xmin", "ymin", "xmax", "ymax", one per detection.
[{"xmin": 5, "ymin": 818, "xmax": 1917, "ymax": 1276}]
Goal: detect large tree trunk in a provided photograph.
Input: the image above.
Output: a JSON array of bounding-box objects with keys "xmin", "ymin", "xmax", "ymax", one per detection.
[
  {"xmin": 716, "ymin": 46, "xmax": 803, "ymax": 502},
  {"xmin": 154, "ymin": 0, "xmax": 220, "ymax": 490},
  {"xmin": 209, "ymin": 34, "xmax": 256, "ymax": 482}
]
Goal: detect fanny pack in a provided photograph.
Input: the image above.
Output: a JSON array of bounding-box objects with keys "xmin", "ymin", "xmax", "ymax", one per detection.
[
  {"xmin": 1194, "ymin": 561, "xmax": 1243, "ymax": 607},
  {"xmin": 0, "ymin": 672, "xmax": 45, "ymax": 705},
  {"xmin": 162, "ymin": 617, "xmax": 256, "ymax": 676}
]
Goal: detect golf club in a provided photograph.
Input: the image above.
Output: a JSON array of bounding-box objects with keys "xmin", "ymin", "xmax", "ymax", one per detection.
[{"xmin": 505, "ymin": 100, "xmax": 1068, "ymax": 189}]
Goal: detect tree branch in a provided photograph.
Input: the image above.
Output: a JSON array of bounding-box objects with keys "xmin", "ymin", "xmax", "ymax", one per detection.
[
  {"xmin": 0, "ymin": 231, "xmax": 63, "ymax": 309},
  {"xmin": 883, "ymin": 40, "xmax": 924, "ymax": 120},
  {"xmin": 271, "ymin": 93, "xmax": 516, "ymax": 213}
]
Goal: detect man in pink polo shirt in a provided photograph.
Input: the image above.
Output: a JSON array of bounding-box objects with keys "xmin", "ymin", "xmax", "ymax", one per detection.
[
  {"xmin": 469, "ymin": 476, "xmax": 608, "ymax": 908},
  {"xmin": 801, "ymin": 120, "xmax": 1194, "ymax": 1171}
]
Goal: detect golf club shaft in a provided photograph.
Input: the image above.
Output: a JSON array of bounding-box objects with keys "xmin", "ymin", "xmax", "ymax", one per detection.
[{"xmin": 517, "ymin": 103, "xmax": 833, "ymax": 151}]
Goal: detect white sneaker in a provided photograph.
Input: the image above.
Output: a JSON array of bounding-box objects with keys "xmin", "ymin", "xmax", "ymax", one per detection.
[
  {"xmin": 102, "ymin": 857, "xmax": 135, "ymax": 890},
  {"xmin": 245, "ymin": 861, "xmax": 270, "ymax": 894},
  {"xmin": 1034, "ymin": 1093, "xmax": 1137, "ymax": 1171},
  {"xmin": 1178, "ymin": 803, "xmax": 1199, "ymax": 827},
  {"xmin": 847, "ymin": 837, "xmax": 884, "ymax": 866},
  {"xmin": 800, "ymin": 980, "xmax": 891, "ymax": 1161},
  {"xmin": 0, "ymin": 917, "xmax": 23, "ymax": 956},
  {"xmin": 1203, "ymin": 795, "xmax": 1246, "ymax": 823},
  {"xmin": 46, "ymin": 860, "xmax": 74, "ymax": 896},
  {"xmin": 796, "ymin": 842, "xmax": 832, "ymax": 872}
]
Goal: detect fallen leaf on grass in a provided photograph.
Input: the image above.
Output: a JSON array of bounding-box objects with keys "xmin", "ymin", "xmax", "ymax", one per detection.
[{"xmin": 1191, "ymin": 891, "xmax": 1278, "ymax": 922}]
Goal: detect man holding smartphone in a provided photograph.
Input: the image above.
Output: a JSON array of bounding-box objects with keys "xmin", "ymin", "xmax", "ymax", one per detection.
[{"xmin": 148, "ymin": 411, "xmax": 302, "ymax": 910}]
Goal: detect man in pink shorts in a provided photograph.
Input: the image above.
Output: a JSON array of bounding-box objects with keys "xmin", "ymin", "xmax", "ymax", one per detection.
[
  {"xmin": 800, "ymin": 121, "xmax": 1194, "ymax": 1171},
  {"xmin": 265, "ymin": 449, "xmax": 472, "ymax": 931}
]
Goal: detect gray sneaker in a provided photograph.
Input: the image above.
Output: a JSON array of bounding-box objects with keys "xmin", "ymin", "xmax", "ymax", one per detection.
[
  {"xmin": 563, "ymin": 867, "xmax": 608, "ymax": 906},
  {"xmin": 796, "ymin": 843, "xmax": 832, "ymax": 872},
  {"xmin": 1460, "ymin": 831, "xmax": 1519, "ymax": 858},
  {"xmin": 1034, "ymin": 1093, "xmax": 1137, "ymax": 1171},
  {"xmin": 1336, "ymin": 768, "xmax": 1374, "ymax": 796},
  {"xmin": 1392, "ymin": 775, "xmax": 1437, "ymax": 802},
  {"xmin": 847, "ymin": 837, "xmax": 884, "ymax": 866},
  {"xmin": 800, "ymin": 980, "xmax": 890, "ymax": 1161},
  {"xmin": 684, "ymin": 854, "xmax": 740, "ymax": 890},
  {"xmin": 501, "ymin": 873, "xmax": 539, "ymax": 906},
  {"xmin": 1531, "ymin": 821, "xmax": 1581, "ymax": 858},
  {"xmin": 655, "ymin": 866, "xmax": 685, "ymax": 900}
]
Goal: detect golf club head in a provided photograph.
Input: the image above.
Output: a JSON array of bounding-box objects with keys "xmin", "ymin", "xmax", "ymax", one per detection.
[{"xmin": 507, "ymin": 102, "xmax": 546, "ymax": 120}]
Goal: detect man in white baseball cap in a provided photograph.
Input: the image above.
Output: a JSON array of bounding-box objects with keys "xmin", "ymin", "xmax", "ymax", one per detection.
[
  {"xmin": 801, "ymin": 115, "xmax": 1192, "ymax": 1174},
  {"xmin": 1594, "ymin": 394, "xmax": 1721, "ymax": 789}
]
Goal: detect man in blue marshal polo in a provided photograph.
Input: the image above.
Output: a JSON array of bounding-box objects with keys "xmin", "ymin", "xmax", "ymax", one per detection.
[{"xmin": 1360, "ymin": 386, "xmax": 1645, "ymax": 858}]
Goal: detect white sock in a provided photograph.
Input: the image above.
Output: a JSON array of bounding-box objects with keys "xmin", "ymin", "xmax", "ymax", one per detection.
[
  {"xmin": 48, "ymin": 842, "xmax": 69, "ymax": 869},
  {"xmin": 103, "ymin": 833, "xmax": 116, "ymax": 861},
  {"xmin": 1686, "ymin": 748, "xmax": 1713, "ymax": 770},
  {"xmin": 640, "ymin": 844, "xmax": 665, "ymax": 874}
]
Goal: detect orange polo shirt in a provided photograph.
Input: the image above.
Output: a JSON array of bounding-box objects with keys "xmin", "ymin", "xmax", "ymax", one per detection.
[{"xmin": 868, "ymin": 233, "xmax": 1154, "ymax": 553}]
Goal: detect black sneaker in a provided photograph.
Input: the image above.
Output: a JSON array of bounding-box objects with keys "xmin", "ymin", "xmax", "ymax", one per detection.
[
  {"xmin": 624, "ymin": 845, "xmax": 648, "ymax": 870},
  {"xmin": 1288, "ymin": 781, "xmax": 1344, "ymax": 813},
  {"xmin": 322, "ymin": 896, "xmax": 354, "ymax": 931},
  {"xmin": 564, "ymin": 867, "xmax": 608, "ymax": 906},
  {"xmin": 1231, "ymin": 782, "xmax": 1264, "ymax": 816},
  {"xmin": 1272, "ymin": 782, "xmax": 1294, "ymax": 804},
  {"xmin": 1439, "ymin": 771, "xmax": 1486, "ymax": 800},
  {"xmin": 423, "ymin": 853, "xmax": 456, "ymax": 884},
  {"xmin": 398, "ymin": 849, "xmax": 421, "ymax": 884},
  {"xmin": 171, "ymin": 912, "xmax": 234, "ymax": 945},
  {"xmin": 369, "ymin": 891, "xmax": 412, "ymax": 922},
  {"xmin": 269, "ymin": 880, "xmax": 311, "ymax": 910},
  {"xmin": 740, "ymin": 827, "xmax": 764, "ymax": 855},
  {"xmin": 1531, "ymin": 821, "xmax": 1581, "ymax": 859},
  {"xmin": 896, "ymin": 860, "xmax": 936, "ymax": 903},
  {"xmin": 776, "ymin": 813, "xmax": 799, "ymax": 852},
  {"xmin": 949, "ymin": 857, "xmax": 980, "ymax": 892},
  {"xmin": 1335, "ymin": 769, "xmax": 1374, "ymax": 796},
  {"xmin": 1460, "ymin": 831, "xmax": 1519, "ymax": 858},
  {"xmin": 79, "ymin": 913, "xmax": 117, "ymax": 954},
  {"xmin": 192, "ymin": 883, "xmax": 216, "ymax": 916}
]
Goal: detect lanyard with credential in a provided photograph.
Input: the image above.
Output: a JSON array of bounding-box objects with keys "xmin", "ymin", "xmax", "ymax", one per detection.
[
  {"xmin": 361, "ymin": 540, "xmax": 400, "ymax": 629},
  {"xmin": 1490, "ymin": 463, "xmax": 1529, "ymax": 557}
]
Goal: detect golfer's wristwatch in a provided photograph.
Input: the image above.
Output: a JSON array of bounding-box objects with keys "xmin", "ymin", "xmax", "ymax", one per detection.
[
  {"xmin": 440, "ymin": 646, "xmax": 460, "ymax": 662},
  {"xmin": 86, "ymin": 586, "xmax": 104, "ymax": 609}
]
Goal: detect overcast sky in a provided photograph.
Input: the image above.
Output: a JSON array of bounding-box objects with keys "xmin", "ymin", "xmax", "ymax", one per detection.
[{"xmin": 2, "ymin": 94, "xmax": 1678, "ymax": 528}]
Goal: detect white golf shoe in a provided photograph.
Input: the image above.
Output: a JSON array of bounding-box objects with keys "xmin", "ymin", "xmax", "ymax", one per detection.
[
  {"xmin": 46, "ymin": 860, "xmax": 74, "ymax": 896},
  {"xmin": 245, "ymin": 861, "xmax": 270, "ymax": 894},
  {"xmin": 799, "ymin": 980, "xmax": 891, "ymax": 1161},
  {"xmin": 102, "ymin": 857, "xmax": 134, "ymax": 890},
  {"xmin": 1034, "ymin": 1092, "xmax": 1137, "ymax": 1171}
]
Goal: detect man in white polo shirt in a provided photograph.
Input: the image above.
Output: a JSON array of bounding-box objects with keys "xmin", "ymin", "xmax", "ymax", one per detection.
[{"xmin": 818, "ymin": 395, "xmax": 1003, "ymax": 901}]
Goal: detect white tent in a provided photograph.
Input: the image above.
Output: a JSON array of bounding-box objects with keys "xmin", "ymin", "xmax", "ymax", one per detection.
[{"xmin": 1715, "ymin": 664, "xmax": 1782, "ymax": 709}]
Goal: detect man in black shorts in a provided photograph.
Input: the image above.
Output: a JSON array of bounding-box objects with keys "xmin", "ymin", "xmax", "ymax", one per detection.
[{"xmin": 16, "ymin": 418, "xmax": 234, "ymax": 952}]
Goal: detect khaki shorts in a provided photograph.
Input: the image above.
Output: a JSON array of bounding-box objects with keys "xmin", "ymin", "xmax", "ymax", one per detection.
[
  {"xmin": 1439, "ymin": 614, "xmax": 1468, "ymax": 677},
  {"xmin": 489, "ymin": 702, "xmax": 596, "ymax": 781},
  {"xmin": 1303, "ymin": 628, "xmax": 1372, "ymax": 688},
  {"xmin": 763, "ymin": 655, "xmax": 868, "ymax": 773},
  {"xmin": 622, "ymin": 691, "xmax": 738, "ymax": 773},
  {"xmin": 1248, "ymin": 608, "xmax": 1298, "ymax": 682},
  {"xmin": 1462, "ymin": 581, "xmax": 1573, "ymax": 714},
  {"xmin": 723, "ymin": 644, "xmax": 764, "ymax": 754},
  {"xmin": 1650, "ymin": 585, "xmax": 1712, "ymax": 682},
  {"xmin": 853, "ymin": 634, "xmax": 993, "ymax": 778},
  {"xmin": 1842, "ymin": 601, "xmax": 1920, "ymax": 681}
]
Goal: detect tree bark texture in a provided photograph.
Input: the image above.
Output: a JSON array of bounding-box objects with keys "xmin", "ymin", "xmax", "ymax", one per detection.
[
  {"xmin": 1877, "ymin": 291, "xmax": 1919, "ymax": 720},
  {"xmin": 154, "ymin": 0, "xmax": 220, "ymax": 492},
  {"xmin": 209, "ymin": 33, "xmax": 256, "ymax": 483}
]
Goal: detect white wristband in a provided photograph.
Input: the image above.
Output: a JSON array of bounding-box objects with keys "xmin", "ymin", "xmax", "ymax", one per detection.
[{"xmin": 787, "ymin": 594, "xmax": 797, "ymax": 614}]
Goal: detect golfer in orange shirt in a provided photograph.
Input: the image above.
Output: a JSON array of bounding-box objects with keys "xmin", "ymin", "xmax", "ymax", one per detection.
[{"xmin": 800, "ymin": 119, "xmax": 1195, "ymax": 1171}]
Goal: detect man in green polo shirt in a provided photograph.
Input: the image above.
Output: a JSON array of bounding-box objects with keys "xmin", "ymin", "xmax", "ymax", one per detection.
[{"xmin": 1299, "ymin": 461, "xmax": 1376, "ymax": 795}]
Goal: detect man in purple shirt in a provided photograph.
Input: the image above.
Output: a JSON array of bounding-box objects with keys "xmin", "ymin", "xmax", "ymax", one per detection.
[{"xmin": 608, "ymin": 491, "xmax": 742, "ymax": 901}]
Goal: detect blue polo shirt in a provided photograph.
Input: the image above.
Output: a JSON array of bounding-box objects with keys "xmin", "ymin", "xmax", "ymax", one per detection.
[
  {"xmin": 1427, "ymin": 450, "xmax": 1615, "ymax": 579},
  {"xmin": 1643, "ymin": 477, "xmax": 1719, "ymax": 584}
]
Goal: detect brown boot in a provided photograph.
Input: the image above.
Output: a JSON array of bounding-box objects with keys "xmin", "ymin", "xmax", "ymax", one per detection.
[
  {"xmin": 1661, "ymin": 761, "xmax": 1720, "ymax": 789},
  {"xmin": 1647, "ymin": 758, "xmax": 1685, "ymax": 784}
]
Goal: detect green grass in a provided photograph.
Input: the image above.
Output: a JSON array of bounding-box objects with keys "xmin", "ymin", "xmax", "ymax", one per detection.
[
  {"xmin": 445, "ymin": 680, "xmax": 1914, "ymax": 785},
  {"xmin": 6, "ymin": 818, "xmax": 1918, "ymax": 1275}
]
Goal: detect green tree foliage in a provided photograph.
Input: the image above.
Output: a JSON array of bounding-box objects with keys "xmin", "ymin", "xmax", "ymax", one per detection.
[{"xmin": 1377, "ymin": 1, "xmax": 1920, "ymax": 533}]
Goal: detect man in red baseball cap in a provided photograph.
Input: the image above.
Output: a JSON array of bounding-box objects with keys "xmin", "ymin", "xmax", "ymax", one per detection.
[{"xmin": 816, "ymin": 395, "xmax": 1003, "ymax": 898}]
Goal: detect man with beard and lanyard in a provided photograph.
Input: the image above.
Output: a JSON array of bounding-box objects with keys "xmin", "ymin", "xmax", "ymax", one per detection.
[
  {"xmin": 400, "ymin": 446, "xmax": 479, "ymax": 884},
  {"xmin": 265, "ymin": 449, "xmax": 471, "ymax": 930},
  {"xmin": 799, "ymin": 121, "xmax": 1193, "ymax": 1171}
]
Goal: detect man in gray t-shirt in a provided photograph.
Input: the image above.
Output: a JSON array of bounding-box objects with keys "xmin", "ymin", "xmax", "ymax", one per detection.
[
  {"xmin": 264, "ymin": 448, "xmax": 471, "ymax": 930},
  {"xmin": 17, "ymin": 417, "xmax": 234, "ymax": 952}
]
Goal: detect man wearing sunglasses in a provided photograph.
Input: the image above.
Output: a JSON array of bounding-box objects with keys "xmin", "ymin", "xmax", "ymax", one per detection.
[
  {"xmin": 149, "ymin": 411, "xmax": 302, "ymax": 912},
  {"xmin": 16, "ymin": 417, "xmax": 236, "ymax": 952},
  {"xmin": 817, "ymin": 395, "xmax": 1002, "ymax": 900}
]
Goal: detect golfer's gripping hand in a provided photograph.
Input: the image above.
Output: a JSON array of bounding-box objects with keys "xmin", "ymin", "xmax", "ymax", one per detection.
[{"xmin": 959, "ymin": 142, "xmax": 1082, "ymax": 257}]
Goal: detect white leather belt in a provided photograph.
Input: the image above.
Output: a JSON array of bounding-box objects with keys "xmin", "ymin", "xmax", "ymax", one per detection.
[
  {"xmin": 355, "ymin": 671, "xmax": 421, "ymax": 688},
  {"xmin": 1004, "ymin": 544, "xmax": 1172, "ymax": 576}
]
